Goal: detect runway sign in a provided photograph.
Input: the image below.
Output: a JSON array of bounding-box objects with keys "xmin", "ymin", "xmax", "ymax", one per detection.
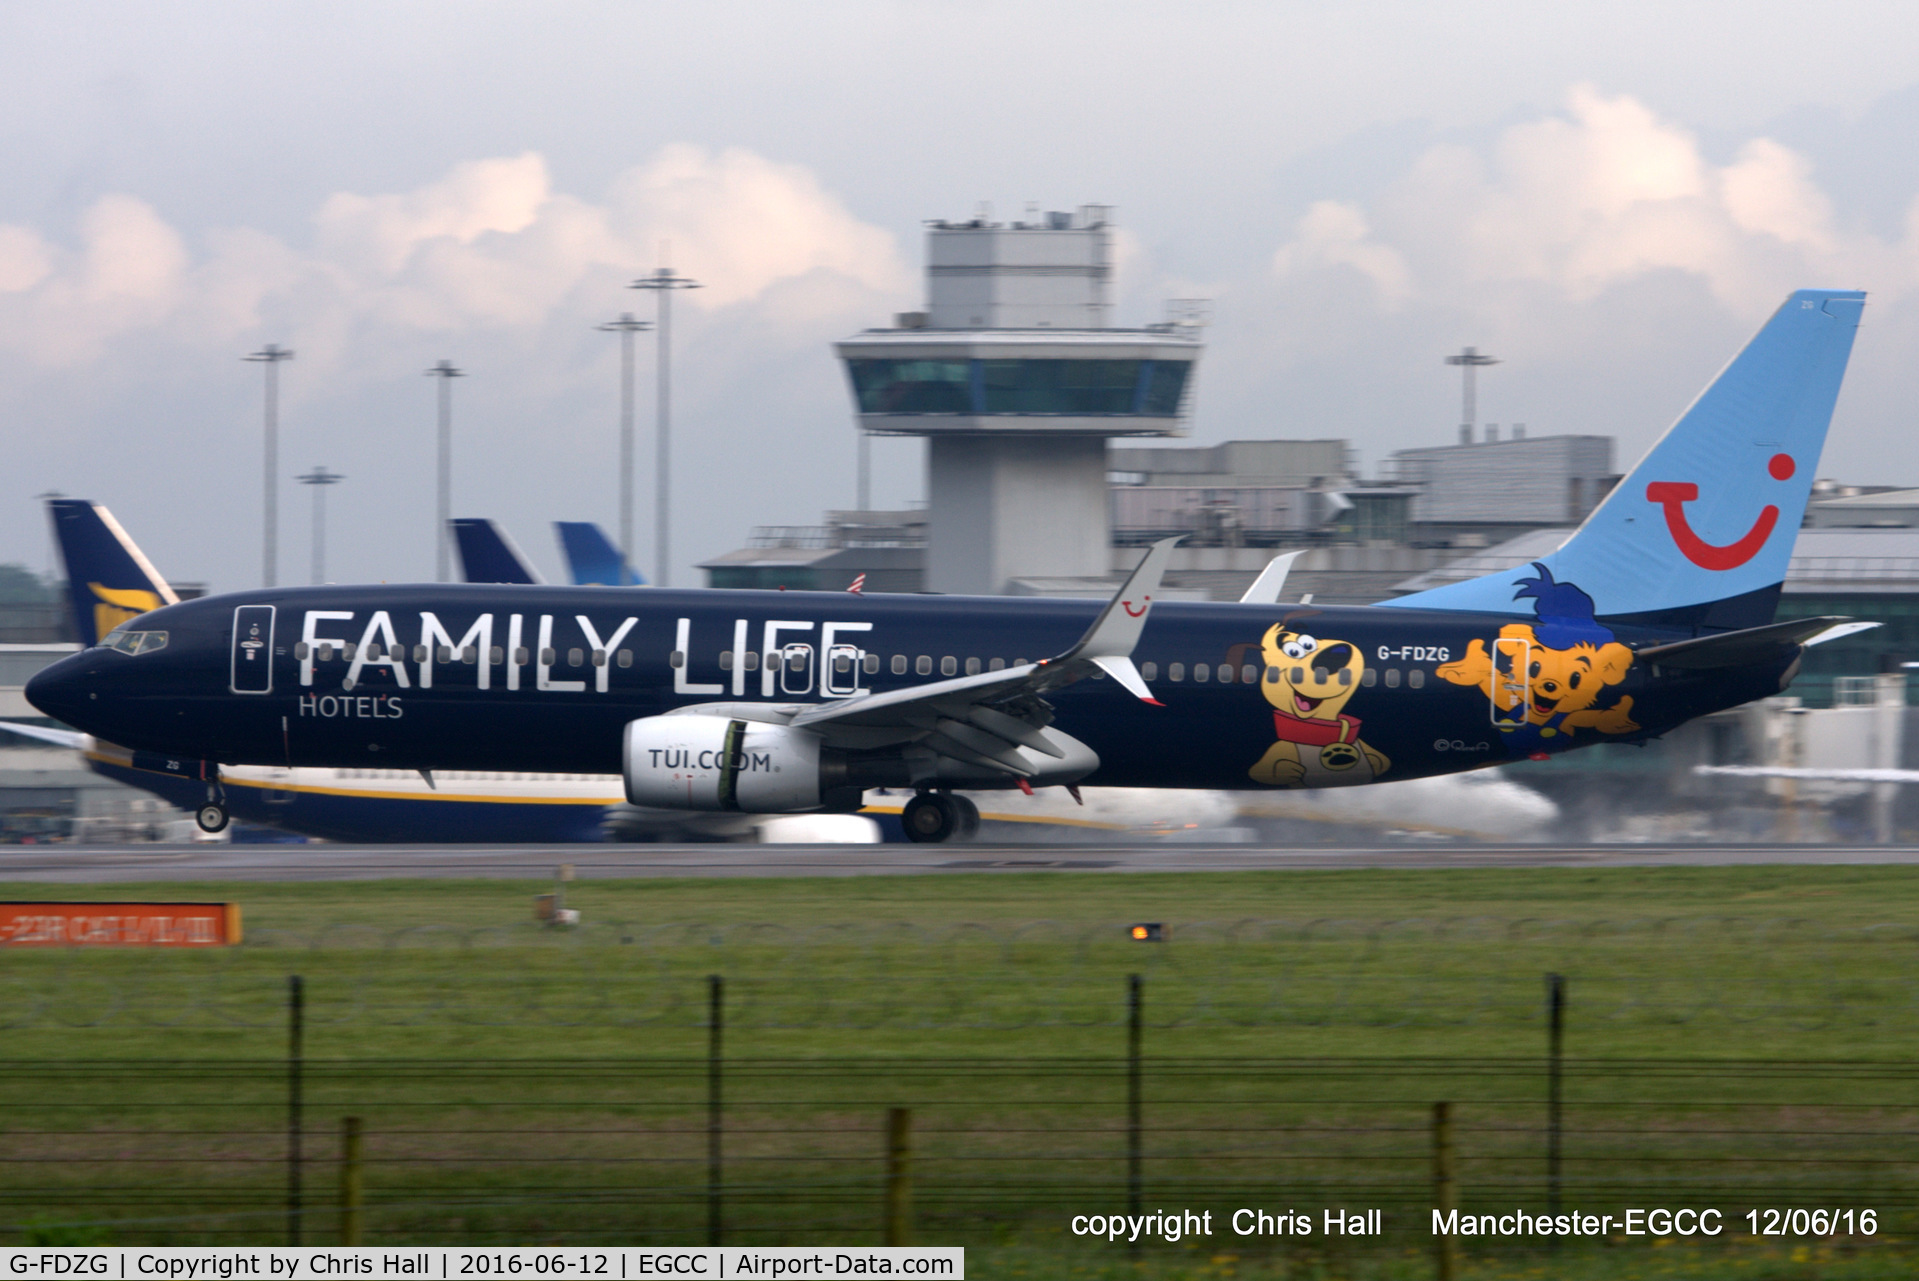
[{"xmin": 0, "ymin": 902, "xmax": 241, "ymax": 947}]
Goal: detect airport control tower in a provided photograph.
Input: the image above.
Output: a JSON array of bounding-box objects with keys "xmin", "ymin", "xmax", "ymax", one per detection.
[{"xmin": 835, "ymin": 207, "xmax": 1201, "ymax": 594}]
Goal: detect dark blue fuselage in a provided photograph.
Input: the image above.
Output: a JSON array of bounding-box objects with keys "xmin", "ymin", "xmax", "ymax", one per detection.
[{"xmin": 27, "ymin": 584, "xmax": 1791, "ymax": 791}]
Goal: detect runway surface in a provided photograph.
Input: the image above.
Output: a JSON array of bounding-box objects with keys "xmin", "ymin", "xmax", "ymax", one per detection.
[{"xmin": 3, "ymin": 841, "xmax": 1919, "ymax": 881}]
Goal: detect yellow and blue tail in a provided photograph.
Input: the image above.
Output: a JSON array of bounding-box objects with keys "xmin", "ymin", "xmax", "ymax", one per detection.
[
  {"xmin": 46, "ymin": 499, "xmax": 178, "ymax": 646},
  {"xmin": 1386, "ymin": 289, "xmax": 1866, "ymax": 632}
]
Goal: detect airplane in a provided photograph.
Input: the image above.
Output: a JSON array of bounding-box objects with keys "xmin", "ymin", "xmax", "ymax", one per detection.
[{"xmin": 26, "ymin": 290, "xmax": 1874, "ymax": 843}]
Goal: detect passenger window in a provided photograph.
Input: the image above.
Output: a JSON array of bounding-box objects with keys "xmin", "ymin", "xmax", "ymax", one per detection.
[
  {"xmin": 316, "ymin": 643, "xmax": 334, "ymax": 662},
  {"xmin": 1194, "ymin": 663, "xmax": 1210, "ymax": 682},
  {"xmin": 1361, "ymin": 668, "xmax": 1376, "ymax": 687},
  {"xmin": 767, "ymin": 650, "xmax": 783, "ymax": 671},
  {"xmin": 989, "ymin": 657, "xmax": 1005, "ymax": 672},
  {"xmin": 294, "ymin": 642, "xmax": 310, "ymax": 661},
  {"xmin": 436, "ymin": 646, "xmax": 453, "ymax": 663},
  {"xmin": 1408, "ymin": 668, "xmax": 1426, "ymax": 689},
  {"xmin": 414, "ymin": 645, "xmax": 428, "ymax": 663},
  {"xmin": 965, "ymin": 657, "xmax": 980, "ymax": 676},
  {"xmin": 1385, "ymin": 668, "xmax": 1400, "ymax": 688},
  {"xmin": 1218, "ymin": 664, "xmax": 1234, "ymax": 684},
  {"xmin": 568, "ymin": 648, "xmax": 584, "ymax": 667},
  {"xmin": 863, "ymin": 653, "xmax": 880, "ymax": 674},
  {"xmin": 1141, "ymin": 661, "xmax": 1157, "ymax": 680},
  {"xmin": 1336, "ymin": 667, "xmax": 1350, "ymax": 686},
  {"xmin": 617, "ymin": 650, "xmax": 631, "ymax": 668},
  {"xmin": 941, "ymin": 656, "xmax": 957, "ymax": 676},
  {"xmin": 743, "ymin": 651, "xmax": 759, "ymax": 671},
  {"xmin": 720, "ymin": 651, "xmax": 734, "ymax": 670},
  {"xmin": 916, "ymin": 655, "xmax": 932, "ymax": 675},
  {"xmin": 489, "ymin": 646, "xmax": 503, "ymax": 665},
  {"xmin": 1243, "ymin": 664, "xmax": 1258, "ymax": 684},
  {"xmin": 592, "ymin": 649, "xmax": 607, "ymax": 667},
  {"xmin": 1291, "ymin": 666, "xmax": 1305, "ymax": 683},
  {"xmin": 1168, "ymin": 663, "xmax": 1184, "ymax": 682},
  {"xmin": 515, "ymin": 647, "xmax": 530, "ymax": 665},
  {"xmin": 343, "ymin": 643, "xmax": 357, "ymax": 661},
  {"xmin": 835, "ymin": 653, "xmax": 852, "ymax": 674},
  {"xmin": 891, "ymin": 654, "xmax": 908, "ymax": 675},
  {"xmin": 463, "ymin": 646, "xmax": 477, "ymax": 664},
  {"xmin": 365, "ymin": 642, "xmax": 382, "ymax": 660}
]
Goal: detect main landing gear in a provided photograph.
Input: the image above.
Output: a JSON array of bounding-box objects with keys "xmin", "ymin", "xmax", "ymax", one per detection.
[{"xmin": 901, "ymin": 791, "xmax": 981, "ymax": 844}]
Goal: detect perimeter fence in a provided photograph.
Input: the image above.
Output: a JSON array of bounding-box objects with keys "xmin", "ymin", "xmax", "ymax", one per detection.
[
  {"xmin": 2, "ymin": 1053, "xmax": 1913, "ymax": 1250},
  {"xmin": 2, "ymin": 916, "xmax": 1917, "ymax": 1034}
]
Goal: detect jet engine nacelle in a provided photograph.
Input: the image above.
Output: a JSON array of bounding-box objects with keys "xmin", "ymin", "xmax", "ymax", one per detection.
[{"xmin": 623, "ymin": 714, "xmax": 825, "ymax": 812}]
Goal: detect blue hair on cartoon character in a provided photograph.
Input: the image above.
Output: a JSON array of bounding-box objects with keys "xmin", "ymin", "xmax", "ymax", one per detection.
[{"xmin": 1512, "ymin": 563, "xmax": 1615, "ymax": 650}]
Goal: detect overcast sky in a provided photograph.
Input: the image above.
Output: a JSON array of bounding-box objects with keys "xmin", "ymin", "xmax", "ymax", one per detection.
[{"xmin": 6, "ymin": 1, "xmax": 1919, "ymax": 591}]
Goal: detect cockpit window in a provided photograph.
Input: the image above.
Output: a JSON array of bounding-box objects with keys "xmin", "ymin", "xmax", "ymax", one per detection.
[{"xmin": 101, "ymin": 628, "xmax": 168, "ymax": 655}]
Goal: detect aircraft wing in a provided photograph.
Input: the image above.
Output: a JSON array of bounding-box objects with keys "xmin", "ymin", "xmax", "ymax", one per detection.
[
  {"xmin": 0, "ymin": 721, "xmax": 87, "ymax": 750},
  {"xmin": 1635, "ymin": 616, "xmax": 1865, "ymax": 670},
  {"xmin": 675, "ymin": 539, "xmax": 1180, "ymax": 780}
]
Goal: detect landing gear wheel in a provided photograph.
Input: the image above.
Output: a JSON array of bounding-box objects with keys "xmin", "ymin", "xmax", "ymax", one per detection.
[
  {"xmin": 195, "ymin": 804, "xmax": 230, "ymax": 834},
  {"xmin": 951, "ymin": 794, "xmax": 980, "ymax": 840},
  {"xmin": 902, "ymin": 792, "xmax": 962, "ymax": 843}
]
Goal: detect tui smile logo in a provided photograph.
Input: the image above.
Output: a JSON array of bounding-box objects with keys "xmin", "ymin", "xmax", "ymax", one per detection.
[{"xmin": 1644, "ymin": 453, "xmax": 1795, "ymax": 571}]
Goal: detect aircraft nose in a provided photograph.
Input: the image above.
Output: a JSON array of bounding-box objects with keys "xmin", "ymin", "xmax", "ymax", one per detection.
[{"xmin": 25, "ymin": 651, "xmax": 101, "ymax": 728}]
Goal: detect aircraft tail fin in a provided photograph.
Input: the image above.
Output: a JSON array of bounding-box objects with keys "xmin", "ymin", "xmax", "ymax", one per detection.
[
  {"xmin": 555, "ymin": 522, "xmax": 644, "ymax": 586},
  {"xmin": 450, "ymin": 519, "xmax": 546, "ymax": 585},
  {"xmin": 1385, "ymin": 290, "xmax": 1866, "ymax": 632},
  {"xmin": 45, "ymin": 499, "xmax": 178, "ymax": 646}
]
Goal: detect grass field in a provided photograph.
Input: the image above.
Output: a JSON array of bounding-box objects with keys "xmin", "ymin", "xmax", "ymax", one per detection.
[{"xmin": 2, "ymin": 864, "xmax": 1916, "ymax": 1273}]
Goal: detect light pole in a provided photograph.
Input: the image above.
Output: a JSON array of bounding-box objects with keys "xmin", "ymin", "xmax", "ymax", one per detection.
[
  {"xmin": 425, "ymin": 360, "xmax": 465, "ymax": 582},
  {"xmin": 245, "ymin": 344, "xmax": 295, "ymax": 586},
  {"xmin": 296, "ymin": 466, "xmax": 344, "ymax": 584},
  {"xmin": 1444, "ymin": 347, "xmax": 1499, "ymax": 444},
  {"xmin": 597, "ymin": 312, "xmax": 653, "ymax": 572},
  {"xmin": 630, "ymin": 265, "xmax": 701, "ymax": 586}
]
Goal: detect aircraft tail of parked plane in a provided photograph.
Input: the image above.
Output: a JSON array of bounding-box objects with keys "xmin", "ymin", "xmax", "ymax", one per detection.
[
  {"xmin": 450, "ymin": 519, "xmax": 545, "ymax": 585},
  {"xmin": 1388, "ymin": 290, "xmax": 1866, "ymax": 633},
  {"xmin": 46, "ymin": 499, "xmax": 179, "ymax": 646},
  {"xmin": 556, "ymin": 522, "xmax": 644, "ymax": 586}
]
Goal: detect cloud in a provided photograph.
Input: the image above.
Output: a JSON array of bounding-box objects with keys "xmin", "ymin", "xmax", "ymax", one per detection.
[
  {"xmin": 0, "ymin": 145, "xmax": 910, "ymax": 368},
  {"xmin": 1272, "ymin": 85, "xmax": 1919, "ymax": 313}
]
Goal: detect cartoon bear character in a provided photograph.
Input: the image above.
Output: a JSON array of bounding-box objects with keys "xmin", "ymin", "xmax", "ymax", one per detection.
[
  {"xmin": 1436, "ymin": 562, "xmax": 1639, "ymax": 751},
  {"xmin": 1248, "ymin": 626, "xmax": 1391, "ymax": 787}
]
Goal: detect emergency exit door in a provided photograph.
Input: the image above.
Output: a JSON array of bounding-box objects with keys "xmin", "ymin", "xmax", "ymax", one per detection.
[{"xmin": 230, "ymin": 605, "xmax": 276, "ymax": 694}]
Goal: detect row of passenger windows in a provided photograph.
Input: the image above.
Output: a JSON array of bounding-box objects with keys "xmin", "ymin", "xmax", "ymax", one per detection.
[
  {"xmin": 297, "ymin": 641, "xmax": 1430, "ymax": 690},
  {"xmin": 332, "ymin": 769, "xmax": 605, "ymax": 782},
  {"xmin": 299, "ymin": 641, "xmax": 635, "ymax": 669}
]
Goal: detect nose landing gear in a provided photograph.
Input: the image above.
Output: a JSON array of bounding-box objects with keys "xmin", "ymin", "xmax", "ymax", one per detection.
[
  {"xmin": 195, "ymin": 804, "xmax": 230, "ymax": 834},
  {"xmin": 900, "ymin": 791, "xmax": 981, "ymax": 844}
]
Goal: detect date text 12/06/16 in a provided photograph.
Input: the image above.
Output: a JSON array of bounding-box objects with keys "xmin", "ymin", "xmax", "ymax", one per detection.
[{"xmin": 1748, "ymin": 1209, "xmax": 1876, "ymax": 1236}]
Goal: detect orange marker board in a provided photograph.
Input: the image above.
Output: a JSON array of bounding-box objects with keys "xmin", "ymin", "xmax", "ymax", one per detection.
[{"xmin": 0, "ymin": 902, "xmax": 241, "ymax": 947}]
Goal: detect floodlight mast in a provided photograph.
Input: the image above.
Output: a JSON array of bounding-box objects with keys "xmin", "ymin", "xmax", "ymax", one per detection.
[
  {"xmin": 244, "ymin": 344, "xmax": 295, "ymax": 587},
  {"xmin": 425, "ymin": 360, "xmax": 466, "ymax": 582},
  {"xmin": 296, "ymin": 466, "xmax": 344, "ymax": 584},
  {"xmin": 597, "ymin": 312, "xmax": 653, "ymax": 573},
  {"xmin": 1444, "ymin": 346, "xmax": 1499, "ymax": 443},
  {"xmin": 629, "ymin": 265, "xmax": 701, "ymax": 587}
]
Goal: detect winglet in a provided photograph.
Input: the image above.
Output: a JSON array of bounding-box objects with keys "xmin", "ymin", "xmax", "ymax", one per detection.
[
  {"xmin": 1092, "ymin": 655, "xmax": 1163, "ymax": 705},
  {"xmin": 1239, "ymin": 551, "xmax": 1302, "ymax": 604},
  {"xmin": 1058, "ymin": 537, "xmax": 1181, "ymax": 662}
]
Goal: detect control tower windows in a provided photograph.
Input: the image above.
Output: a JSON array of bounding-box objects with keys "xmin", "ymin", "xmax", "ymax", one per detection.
[
  {"xmin": 1141, "ymin": 362, "xmax": 1191, "ymax": 416},
  {"xmin": 982, "ymin": 359, "xmax": 1137, "ymax": 414},
  {"xmin": 848, "ymin": 360, "xmax": 971, "ymax": 414}
]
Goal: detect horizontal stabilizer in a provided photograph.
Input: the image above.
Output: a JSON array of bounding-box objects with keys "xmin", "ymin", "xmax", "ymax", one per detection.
[
  {"xmin": 0, "ymin": 721, "xmax": 86, "ymax": 750},
  {"xmin": 1697, "ymin": 765, "xmax": 1919, "ymax": 784},
  {"xmin": 1636, "ymin": 616, "xmax": 1854, "ymax": 670}
]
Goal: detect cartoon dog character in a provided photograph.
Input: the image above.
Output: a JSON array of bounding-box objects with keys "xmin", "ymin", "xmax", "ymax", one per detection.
[
  {"xmin": 1249, "ymin": 626, "xmax": 1391, "ymax": 787},
  {"xmin": 1436, "ymin": 563, "xmax": 1639, "ymax": 750}
]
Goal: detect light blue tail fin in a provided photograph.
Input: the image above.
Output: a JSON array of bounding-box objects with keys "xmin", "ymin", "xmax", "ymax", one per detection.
[
  {"xmin": 450, "ymin": 519, "xmax": 545, "ymax": 585},
  {"xmin": 555, "ymin": 522, "xmax": 644, "ymax": 586},
  {"xmin": 1386, "ymin": 289, "xmax": 1866, "ymax": 631},
  {"xmin": 46, "ymin": 499, "xmax": 178, "ymax": 646}
]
